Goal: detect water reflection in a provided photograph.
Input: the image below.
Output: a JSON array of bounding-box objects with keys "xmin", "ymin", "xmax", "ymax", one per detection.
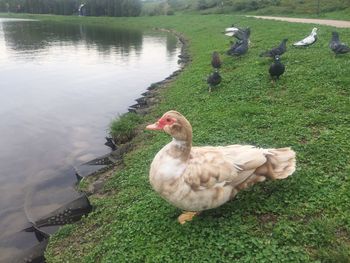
[
  {"xmin": 2, "ymin": 20, "xmax": 143, "ymax": 55},
  {"xmin": 0, "ymin": 17, "xmax": 180, "ymax": 261},
  {"xmin": 166, "ymin": 32, "xmax": 179, "ymax": 56}
]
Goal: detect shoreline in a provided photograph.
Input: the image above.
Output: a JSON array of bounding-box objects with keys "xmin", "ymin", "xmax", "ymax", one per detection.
[
  {"xmin": 74, "ymin": 28, "xmax": 190, "ymax": 197},
  {"xmin": 45, "ymin": 13, "xmax": 350, "ymax": 262},
  {"xmin": 0, "ymin": 21, "xmax": 191, "ymax": 262}
]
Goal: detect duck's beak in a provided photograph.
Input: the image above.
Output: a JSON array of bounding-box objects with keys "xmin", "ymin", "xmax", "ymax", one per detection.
[{"xmin": 146, "ymin": 122, "xmax": 163, "ymax": 131}]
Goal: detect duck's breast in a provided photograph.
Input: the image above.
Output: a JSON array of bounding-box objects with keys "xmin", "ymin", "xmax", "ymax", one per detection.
[{"xmin": 149, "ymin": 144, "xmax": 187, "ymax": 193}]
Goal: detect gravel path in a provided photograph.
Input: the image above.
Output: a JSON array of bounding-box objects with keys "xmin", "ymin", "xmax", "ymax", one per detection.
[{"xmin": 247, "ymin": 16, "xmax": 350, "ymax": 28}]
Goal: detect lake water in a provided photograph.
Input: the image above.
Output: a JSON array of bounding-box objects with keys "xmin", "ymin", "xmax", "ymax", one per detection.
[{"xmin": 0, "ymin": 18, "xmax": 181, "ymax": 260}]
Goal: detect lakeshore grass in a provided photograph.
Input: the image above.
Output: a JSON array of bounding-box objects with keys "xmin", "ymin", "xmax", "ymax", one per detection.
[
  {"xmin": 4, "ymin": 13, "xmax": 349, "ymax": 262},
  {"xmin": 109, "ymin": 113, "xmax": 143, "ymax": 145}
]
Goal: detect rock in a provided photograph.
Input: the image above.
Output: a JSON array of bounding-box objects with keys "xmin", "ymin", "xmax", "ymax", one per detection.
[
  {"xmin": 134, "ymin": 108, "xmax": 150, "ymax": 116},
  {"xmin": 129, "ymin": 103, "xmax": 141, "ymax": 109},
  {"xmin": 75, "ymin": 163, "xmax": 109, "ymax": 178},
  {"xmin": 104, "ymin": 137, "xmax": 117, "ymax": 151},
  {"xmin": 109, "ymin": 143, "xmax": 132, "ymax": 162},
  {"xmin": 147, "ymin": 83, "xmax": 159, "ymax": 90},
  {"xmin": 88, "ymin": 179, "xmax": 104, "ymax": 194},
  {"xmin": 146, "ymin": 97, "xmax": 159, "ymax": 106},
  {"xmin": 135, "ymin": 97, "xmax": 147, "ymax": 105},
  {"xmin": 33, "ymin": 194, "xmax": 92, "ymax": 228}
]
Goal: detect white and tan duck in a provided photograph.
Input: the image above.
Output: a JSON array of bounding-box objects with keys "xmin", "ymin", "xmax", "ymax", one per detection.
[{"xmin": 146, "ymin": 111, "xmax": 296, "ymax": 224}]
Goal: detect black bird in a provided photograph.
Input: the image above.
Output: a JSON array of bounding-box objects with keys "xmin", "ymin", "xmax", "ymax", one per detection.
[
  {"xmin": 269, "ymin": 55, "xmax": 285, "ymax": 81},
  {"xmin": 329, "ymin": 31, "xmax": 350, "ymax": 55},
  {"xmin": 241, "ymin": 27, "xmax": 251, "ymax": 41},
  {"xmin": 207, "ymin": 71, "xmax": 222, "ymax": 92},
  {"xmin": 227, "ymin": 38, "xmax": 249, "ymax": 56},
  {"xmin": 227, "ymin": 27, "xmax": 250, "ymax": 57},
  {"xmin": 211, "ymin": 51, "xmax": 222, "ymax": 70},
  {"xmin": 260, "ymin": 38, "xmax": 288, "ymax": 57}
]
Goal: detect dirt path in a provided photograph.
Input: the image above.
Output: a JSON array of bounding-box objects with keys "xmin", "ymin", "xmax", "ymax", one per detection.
[{"xmin": 247, "ymin": 16, "xmax": 350, "ymax": 28}]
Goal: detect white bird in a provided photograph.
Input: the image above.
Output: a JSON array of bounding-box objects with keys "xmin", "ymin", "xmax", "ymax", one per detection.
[
  {"xmin": 224, "ymin": 26, "xmax": 240, "ymax": 37},
  {"xmin": 224, "ymin": 26, "xmax": 250, "ymax": 43},
  {"xmin": 146, "ymin": 111, "xmax": 296, "ymax": 224},
  {"xmin": 293, "ymin": 28, "xmax": 318, "ymax": 47}
]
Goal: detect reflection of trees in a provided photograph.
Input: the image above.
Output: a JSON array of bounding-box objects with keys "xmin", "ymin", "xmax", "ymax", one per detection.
[
  {"xmin": 1, "ymin": 22, "xmax": 48, "ymax": 51},
  {"xmin": 78, "ymin": 24, "xmax": 143, "ymax": 55},
  {"xmin": 165, "ymin": 33, "xmax": 178, "ymax": 56},
  {"xmin": 1, "ymin": 21, "xmax": 143, "ymax": 55},
  {"xmin": 0, "ymin": 0, "xmax": 142, "ymax": 17}
]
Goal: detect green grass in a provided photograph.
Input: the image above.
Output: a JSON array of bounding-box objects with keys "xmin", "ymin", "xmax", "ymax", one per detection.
[
  {"xmin": 319, "ymin": 7, "xmax": 350, "ymax": 20},
  {"xmin": 4, "ymin": 13, "xmax": 349, "ymax": 262},
  {"xmin": 182, "ymin": 0, "xmax": 350, "ymax": 21},
  {"xmin": 247, "ymin": 7, "xmax": 350, "ymax": 21},
  {"xmin": 303, "ymin": 7, "xmax": 350, "ymax": 21},
  {"xmin": 109, "ymin": 112, "xmax": 143, "ymax": 145}
]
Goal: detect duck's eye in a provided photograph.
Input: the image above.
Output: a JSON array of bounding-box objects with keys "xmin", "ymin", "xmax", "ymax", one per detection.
[{"xmin": 166, "ymin": 118, "xmax": 172, "ymax": 123}]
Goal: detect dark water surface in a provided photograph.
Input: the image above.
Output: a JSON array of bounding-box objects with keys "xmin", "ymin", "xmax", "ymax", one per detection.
[{"xmin": 0, "ymin": 18, "xmax": 180, "ymax": 259}]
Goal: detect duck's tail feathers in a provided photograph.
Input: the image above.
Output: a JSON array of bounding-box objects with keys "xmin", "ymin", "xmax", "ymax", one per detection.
[
  {"xmin": 342, "ymin": 45, "xmax": 350, "ymax": 52},
  {"xmin": 265, "ymin": 147, "xmax": 296, "ymax": 179}
]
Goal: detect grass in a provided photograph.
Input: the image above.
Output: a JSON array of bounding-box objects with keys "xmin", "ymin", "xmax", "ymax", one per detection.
[
  {"xmin": 109, "ymin": 113, "xmax": 143, "ymax": 145},
  {"xmin": 248, "ymin": 7, "xmax": 350, "ymax": 21},
  {"xmin": 2, "ymin": 12, "xmax": 349, "ymax": 262},
  {"xmin": 318, "ymin": 7, "xmax": 350, "ymax": 20},
  {"xmin": 192, "ymin": 1, "xmax": 350, "ymax": 21}
]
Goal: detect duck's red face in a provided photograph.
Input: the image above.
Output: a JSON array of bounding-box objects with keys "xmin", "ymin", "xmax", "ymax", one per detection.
[{"xmin": 146, "ymin": 115, "xmax": 177, "ymax": 131}]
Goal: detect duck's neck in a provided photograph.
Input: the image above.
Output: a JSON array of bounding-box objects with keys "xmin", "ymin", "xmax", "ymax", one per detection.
[{"xmin": 168, "ymin": 138, "xmax": 192, "ymax": 162}]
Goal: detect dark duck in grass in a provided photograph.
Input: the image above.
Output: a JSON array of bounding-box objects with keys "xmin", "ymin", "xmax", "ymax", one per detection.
[
  {"xmin": 269, "ymin": 55, "xmax": 285, "ymax": 82},
  {"xmin": 211, "ymin": 51, "xmax": 221, "ymax": 71},
  {"xmin": 207, "ymin": 71, "xmax": 221, "ymax": 92},
  {"xmin": 227, "ymin": 28, "xmax": 250, "ymax": 57},
  {"xmin": 260, "ymin": 38, "xmax": 288, "ymax": 58},
  {"xmin": 329, "ymin": 31, "xmax": 350, "ymax": 55},
  {"xmin": 227, "ymin": 38, "xmax": 249, "ymax": 57}
]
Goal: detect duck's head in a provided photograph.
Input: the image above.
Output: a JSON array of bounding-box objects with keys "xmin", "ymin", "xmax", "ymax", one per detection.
[
  {"xmin": 312, "ymin": 28, "xmax": 318, "ymax": 34},
  {"xmin": 146, "ymin": 111, "xmax": 192, "ymax": 142},
  {"xmin": 332, "ymin": 31, "xmax": 339, "ymax": 40},
  {"xmin": 212, "ymin": 51, "xmax": 219, "ymax": 57}
]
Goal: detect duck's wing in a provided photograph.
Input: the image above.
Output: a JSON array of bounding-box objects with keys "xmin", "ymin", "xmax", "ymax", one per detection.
[
  {"xmin": 225, "ymin": 32, "xmax": 235, "ymax": 37},
  {"xmin": 260, "ymin": 46, "xmax": 278, "ymax": 57},
  {"xmin": 224, "ymin": 27, "xmax": 239, "ymax": 36},
  {"xmin": 183, "ymin": 145, "xmax": 268, "ymax": 190},
  {"xmin": 330, "ymin": 38, "xmax": 341, "ymax": 50},
  {"xmin": 336, "ymin": 43, "xmax": 350, "ymax": 53},
  {"xmin": 276, "ymin": 41, "xmax": 287, "ymax": 54},
  {"xmin": 293, "ymin": 34, "xmax": 316, "ymax": 46}
]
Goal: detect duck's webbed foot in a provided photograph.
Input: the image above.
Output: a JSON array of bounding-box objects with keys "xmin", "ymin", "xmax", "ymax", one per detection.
[{"xmin": 178, "ymin": 211, "xmax": 199, "ymax": 224}]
